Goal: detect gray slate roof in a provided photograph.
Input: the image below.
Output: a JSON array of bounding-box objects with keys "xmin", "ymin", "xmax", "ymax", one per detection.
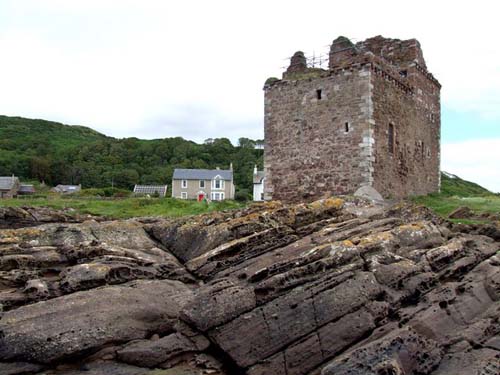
[
  {"xmin": 52, "ymin": 185, "xmax": 81, "ymax": 193},
  {"xmin": 253, "ymin": 171, "xmax": 265, "ymax": 184},
  {"xmin": 173, "ymin": 169, "xmax": 233, "ymax": 180},
  {"xmin": 0, "ymin": 176, "xmax": 19, "ymax": 190},
  {"xmin": 18, "ymin": 184, "xmax": 36, "ymax": 193}
]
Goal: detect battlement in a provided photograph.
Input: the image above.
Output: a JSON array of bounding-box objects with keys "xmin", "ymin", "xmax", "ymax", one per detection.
[{"xmin": 277, "ymin": 35, "xmax": 440, "ymax": 91}]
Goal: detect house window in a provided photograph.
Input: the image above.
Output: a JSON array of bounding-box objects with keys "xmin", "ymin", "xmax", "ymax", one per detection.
[
  {"xmin": 211, "ymin": 192, "xmax": 225, "ymax": 201},
  {"xmin": 181, "ymin": 180, "xmax": 188, "ymax": 188},
  {"xmin": 181, "ymin": 192, "xmax": 187, "ymax": 199},
  {"xmin": 199, "ymin": 180, "xmax": 205, "ymax": 188},
  {"xmin": 212, "ymin": 177, "xmax": 224, "ymax": 190},
  {"xmin": 388, "ymin": 123, "xmax": 395, "ymax": 154},
  {"xmin": 316, "ymin": 89, "xmax": 322, "ymax": 100},
  {"xmin": 345, "ymin": 122, "xmax": 350, "ymax": 133}
]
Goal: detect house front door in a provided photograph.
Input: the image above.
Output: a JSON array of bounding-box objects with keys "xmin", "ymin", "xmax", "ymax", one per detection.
[{"xmin": 197, "ymin": 193, "xmax": 205, "ymax": 202}]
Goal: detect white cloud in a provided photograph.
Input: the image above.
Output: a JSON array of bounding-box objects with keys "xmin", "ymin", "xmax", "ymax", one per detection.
[
  {"xmin": 442, "ymin": 139, "xmax": 500, "ymax": 193},
  {"xmin": 2, "ymin": 1, "xmax": 499, "ymax": 139}
]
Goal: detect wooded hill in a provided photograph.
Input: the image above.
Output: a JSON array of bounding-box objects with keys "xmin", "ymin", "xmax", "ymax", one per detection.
[{"xmin": 0, "ymin": 115, "xmax": 263, "ymax": 197}]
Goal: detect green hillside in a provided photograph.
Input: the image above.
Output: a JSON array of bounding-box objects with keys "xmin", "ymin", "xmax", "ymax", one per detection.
[
  {"xmin": 0, "ymin": 116, "xmax": 107, "ymax": 151},
  {"xmin": 0, "ymin": 115, "xmax": 263, "ymax": 197},
  {"xmin": 439, "ymin": 171, "xmax": 492, "ymax": 196}
]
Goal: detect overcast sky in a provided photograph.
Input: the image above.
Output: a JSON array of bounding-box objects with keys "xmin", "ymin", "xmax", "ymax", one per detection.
[{"xmin": 0, "ymin": 0, "xmax": 499, "ymax": 192}]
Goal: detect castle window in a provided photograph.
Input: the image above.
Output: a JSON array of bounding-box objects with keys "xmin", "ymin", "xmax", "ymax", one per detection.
[
  {"xmin": 316, "ymin": 89, "xmax": 322, "ymax": 100},
  {"xmin": 400, "ymin": 70, "xmax": 408, "ymax": 78},
  {"xmin": 344, "ymin": 122, "xmax": 350, "ymax": 133},
  {"xmin": 388, "ymin": 123, "xmax": 395, "ymax": 154}
]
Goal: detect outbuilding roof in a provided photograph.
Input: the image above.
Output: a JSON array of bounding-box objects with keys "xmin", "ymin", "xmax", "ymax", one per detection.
[
  {"xmin": 0, "ymin": 176, "xmax": 19, "ymax": 190},
  {"xmin": 133, "ymin": 185, "xmax": 168, "ymax": 197},
  {"xmin": 173, "ymin": 169, "xmax": 233, "ymax": 180},
  {"xmin": 18, "ymin": 184, "xmax": 36, "ymax": 193},
  {"xmin": 52, "ymin": 185, "xmax": 81, "ymax": 194}
]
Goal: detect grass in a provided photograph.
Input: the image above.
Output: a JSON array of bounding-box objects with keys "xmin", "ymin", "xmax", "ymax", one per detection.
[
  {"xmin": 412, "ymin": 194, "xmax": 500, "ymax": 221},
  {"xmin": 0, "ymin": 196, "xmax": 246, "ymax": 219},
  {"xmin": 412, "ymin": 172, "xmax": 500, "ymax": 224}
]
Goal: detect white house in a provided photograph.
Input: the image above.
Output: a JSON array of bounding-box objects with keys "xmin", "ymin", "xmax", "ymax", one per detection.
[
  {"xmin": 172, "ymin": 168, "xmax": 235, "ymax": 201},
  {"xmin": 253, "ymin": 166, "xmax": 265, "ymax": 201}
]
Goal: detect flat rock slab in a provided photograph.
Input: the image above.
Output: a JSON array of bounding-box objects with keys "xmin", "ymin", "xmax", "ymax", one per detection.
[{"xmin": 0, "ymin": 280, "xmax": 193, "ymax": 363}]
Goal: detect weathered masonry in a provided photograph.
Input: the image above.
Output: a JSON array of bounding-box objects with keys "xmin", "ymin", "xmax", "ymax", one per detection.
[{"xmin": 264, "ymin": 35, "xmax": 441, "ymax": 202}]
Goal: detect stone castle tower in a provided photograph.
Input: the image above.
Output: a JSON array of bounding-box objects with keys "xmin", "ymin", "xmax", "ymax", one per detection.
[{"xmin": 263, "ymin": 35, "xmax": 441, "ymax": 202}]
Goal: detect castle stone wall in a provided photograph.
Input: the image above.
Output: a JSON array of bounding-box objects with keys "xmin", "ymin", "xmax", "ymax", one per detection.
[
  {"xmin": 264, "ymin": 67, "xmax": 372, "ymax": 202},
  {"xmin": 265, "ymin": 35, "xmax": 441, "ymax": 202},
  {"xmin": 371, "ymin": 69, "xmax": 441, "ymax": 198}
]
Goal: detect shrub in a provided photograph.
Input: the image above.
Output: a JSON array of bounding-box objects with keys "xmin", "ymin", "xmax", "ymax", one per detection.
[{"xmin": 235, "ymin": 189, "xmax": 252, "ymax": 202}]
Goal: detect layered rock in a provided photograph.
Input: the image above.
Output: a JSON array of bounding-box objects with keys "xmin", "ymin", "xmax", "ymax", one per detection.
[
  {"xmin": 0, "ymin": 200, "xmax": 498, "ymax": 375},
  {"xmin": 0, "ymin": 206, "xmax": 103, "ymax": 229}
]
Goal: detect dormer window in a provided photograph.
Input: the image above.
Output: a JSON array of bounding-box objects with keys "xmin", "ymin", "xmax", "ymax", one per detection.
[{"xmin": 212, "ymin": 175, "xmax": 225, "ymax": 190}]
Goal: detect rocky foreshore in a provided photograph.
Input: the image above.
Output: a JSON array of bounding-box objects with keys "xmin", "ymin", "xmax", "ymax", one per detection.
[{"xmin": 0, "ymin": 199, "xmax": 498, "ymax": 375}]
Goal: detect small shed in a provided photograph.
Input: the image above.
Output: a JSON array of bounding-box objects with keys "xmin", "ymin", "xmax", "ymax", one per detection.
[
  {"xmin": 0, "ymin": 176, "xmax": 20, "ymax": 198},
  {"xmin": 133, "ymin": 185, "xmax": 168, "ymax": 197},
  {"xmin": 18, "ymin": 184, "xmax": 36, "ymax": 195}
]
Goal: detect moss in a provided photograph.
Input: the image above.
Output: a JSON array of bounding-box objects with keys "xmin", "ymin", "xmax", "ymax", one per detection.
[
  {"xmin": 264, "ymin": 77, "xmax": 280, "ymax": 86},
  {"xmin": 285, "ymin": 68, "xmax": 326, "ymax": 81}
]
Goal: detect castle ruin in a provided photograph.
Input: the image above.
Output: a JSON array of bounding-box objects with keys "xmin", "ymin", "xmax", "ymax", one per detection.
[{"xmin": 264, "ymin": 35, "xmax": 441, "ymax": 202}]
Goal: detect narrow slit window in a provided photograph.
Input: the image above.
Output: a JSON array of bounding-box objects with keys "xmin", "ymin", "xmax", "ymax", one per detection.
[
  {"xmin": 345, "ymin": 122, "xmax": 349, "ymax": 133},
  {"xmin": 316, "ymin": 89, "xmax": 322, "ymax": 100},
  {"xmin": 388, "ymin": 124, "xmax": 394, "ymax": 154}
]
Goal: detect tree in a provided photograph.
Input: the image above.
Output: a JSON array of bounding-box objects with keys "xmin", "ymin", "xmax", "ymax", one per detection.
[
  {"xmin": 238, "ymin": 138, "xmax": 255, "ymax": 149},
  {"xmin": 30, "ymin": 157, "xmax": 51, "ymax": 183}
]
